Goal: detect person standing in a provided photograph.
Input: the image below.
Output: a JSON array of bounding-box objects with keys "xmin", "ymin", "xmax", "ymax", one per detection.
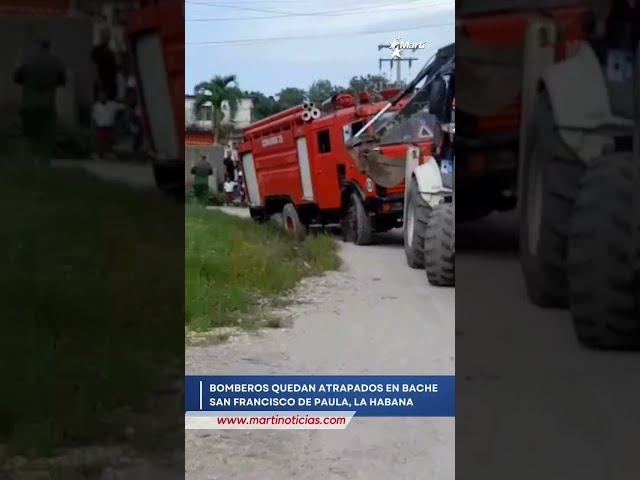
[
  {"xmin": 223, "ymin": 154, "xmax": 235, "ymax": 181},
  {"xmin": 190, "ymin": 155, "xmax": 214, "ymax": 205},
  {"xmin": 223, "ymin": 176, "xmax": 236, "ymax": 206},
  {"xmin": 91, "ymin": 29, "xmax": 118, "ymax": 101},
  {"xmin": 92, "ymin": 89, "xmax": 122, "ymax": 159},
  {"xmin": 13, "ymin": 37, "xmax": 66, "ymax": 160}
]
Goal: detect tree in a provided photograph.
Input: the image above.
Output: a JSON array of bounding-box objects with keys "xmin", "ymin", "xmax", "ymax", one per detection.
[
  {"xmin": 275, "ymin": 87, "xmax": 307, "ymax": 110},
  {"xmin": 245, "ymin": 90, "xmax": 279, "ymax": 122},
  {"xmin": 308, "ymin": 79, "xmax": 342, "ymax": 104},
  {"xmin": 193, "ymin": 74, "xmax": 243, "ymax": 144},
  {"xmin": 347, "ymin": 74, "xmax": 391, "ymax": 94}
]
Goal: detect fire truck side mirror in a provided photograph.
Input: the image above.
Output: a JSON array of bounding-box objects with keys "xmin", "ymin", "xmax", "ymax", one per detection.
[{"xmin": 428, "ymin": 77, "xmax": 447, "ymax": 117}]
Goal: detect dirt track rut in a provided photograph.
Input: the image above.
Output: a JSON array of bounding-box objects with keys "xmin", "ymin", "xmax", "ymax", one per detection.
[{"xmin": 186, "ymin": 208, "xmax": 455, "ymax": 480}]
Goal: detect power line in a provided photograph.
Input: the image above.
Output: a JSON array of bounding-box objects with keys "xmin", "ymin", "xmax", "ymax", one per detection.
[
  {"xmin": 186, "ymin": 0, "xmax": 425, "ymax": 16},
  {"xmin": 187, "ymin": 22, "xmax": 453, "ymax": 47},
  {"xmin": 186, "ymin": 1, "xmax": 452, "ymax": 22}
]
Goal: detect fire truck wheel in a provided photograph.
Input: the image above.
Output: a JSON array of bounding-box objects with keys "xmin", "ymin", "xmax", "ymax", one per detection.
[
  {"xmin": 250, "ymin": 207, "xmax": 266, "ymax": 223},
  {"xmin": 347, "ymin": 193, "xmax": 374, "ymax": 246},
  {"xmin": 568, "ymin": 154, "xmax": 640, "ymax": 349},
  {"xmin": 404, "ymin": 178, "xmax": 431, "ymax": 268},
  {"xmin": 424, "ymin": 203, "xmax": 454, "ymax": 287},
  {"xmin": 282, "ymin": 203, "xmax": 307, "ymax": 242},
  {"xmin": 519, "ymin": 91, "xmax": 583, "ymax": 308}
]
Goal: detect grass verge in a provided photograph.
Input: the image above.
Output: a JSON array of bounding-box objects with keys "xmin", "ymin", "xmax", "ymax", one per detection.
[
  {"xmin": 185, "ymin": 206, "xmax": 340, "ymax": 331},
  {"xmin": 0, "ymin": 162, "xmax": 183, "ymax": 455}
]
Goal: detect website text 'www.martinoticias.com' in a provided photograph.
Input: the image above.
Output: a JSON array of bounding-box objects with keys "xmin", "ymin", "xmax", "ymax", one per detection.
[
  {"xmin": 218, "ymin": 415, "xmax": 347, "ymax": 426},
  {"xmin": 185, "ymin": 412, "xmax": 354, "ymax": 430}
]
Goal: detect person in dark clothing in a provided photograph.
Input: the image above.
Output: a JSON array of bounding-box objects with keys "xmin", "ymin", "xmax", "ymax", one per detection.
[
  {"xmin": 91, "ymin": 29, "xmax": 118, "ymax": 101},
  {"xmin": 190, "ymin": 155, "xmax": 214, "ymax": 204},
  {"xmin": 223, "ymin": 155, "xmax": 235, "ymax": 180},
  {"xmin": 13, "ymin": 37, "xmax": 66, "ymax": 160}
]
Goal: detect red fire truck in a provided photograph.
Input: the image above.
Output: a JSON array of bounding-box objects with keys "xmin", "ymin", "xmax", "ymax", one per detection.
[
  {"xmin": 126, "ymin": 0, "xmax": 184, "ymax": 197},
  {"xmin": 239, "ymin": 92, "xmax": 434, "ymax": 244}
]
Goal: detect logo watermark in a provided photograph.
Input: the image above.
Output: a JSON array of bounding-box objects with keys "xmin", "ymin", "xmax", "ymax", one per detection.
[{"xmin": 388, "ymin": 37, "xmax": 426, "ymax": 59}]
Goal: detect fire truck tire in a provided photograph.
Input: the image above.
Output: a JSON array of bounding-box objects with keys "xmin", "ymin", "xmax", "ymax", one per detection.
[
  {"xmin": 250, "ymin": 207, "xmax": 266, "ymax": 223},
  {"xmin": 282, "ymin": 203, "xmax": 307, "ymax": 242},
  {"xmin": 347, "ymin": 193, "xmax": 374, "ymax": 246},
  {"xmin": 424, "ymin": 203, "xmax": 455, "ymax": 287},
  {"xmin": 404, "ymin": 178, "xmax": 431, "ymax": 268},
  {"xmin": 567, "ymin": 154, "xmax": 640, "ymax": 349},
  {"xmin": 519, "ymin": 91, "xmax": 582, "ymax": 308}
]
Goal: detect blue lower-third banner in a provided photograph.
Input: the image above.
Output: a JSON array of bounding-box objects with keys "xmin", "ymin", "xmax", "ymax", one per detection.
[{"xmin": 185, "ymin": 375, "xmax": 454, "ymax": 429}]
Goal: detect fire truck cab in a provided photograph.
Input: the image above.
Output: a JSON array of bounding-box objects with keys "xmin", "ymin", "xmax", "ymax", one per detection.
[{"xmin": 239, "ymin": 91, "xmax": 434, "ymax": 244}]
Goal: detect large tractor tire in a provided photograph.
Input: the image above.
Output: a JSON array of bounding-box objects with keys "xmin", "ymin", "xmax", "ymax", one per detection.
[
  {"xmin": 567, "ymin": 154, "xmax": 640, "ymax": 349},
  {"xmin": 519, "ymin": 92, "xmax": 583, "ymax": 308},
  {"xmin": 282, "ymin": 203, "xmax": 307, "ymax": 242},
  {"xmin": 424, "ymin": 202, "xmax": 455, "ymax": 286},
  {"xmin": 343, "ymin": 192, "xmax": 374, "ymax": 246},
  {"xmin": 404, "ymin": 178, "xmax": 431, "ymax": 269}
]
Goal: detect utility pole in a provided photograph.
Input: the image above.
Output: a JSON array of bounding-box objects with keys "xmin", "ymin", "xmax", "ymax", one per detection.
[{"xmin": 378, "ymin": 43, "xmax": 419, "ymax": 85}]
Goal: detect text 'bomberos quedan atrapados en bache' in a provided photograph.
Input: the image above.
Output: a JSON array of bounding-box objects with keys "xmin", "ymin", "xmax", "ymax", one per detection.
[{"xmin": 184, "ymin": 375, "xmax": 455, "ymax": 430}]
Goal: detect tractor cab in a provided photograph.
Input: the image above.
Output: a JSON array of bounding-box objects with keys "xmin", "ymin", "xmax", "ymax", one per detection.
[
  {"xmin": 346, "ymin": 43, "xmax": 455, "ymax": 187},
  {"xmin": 586, "ymin": 0, "xmax": 638, "ymax": 122}
]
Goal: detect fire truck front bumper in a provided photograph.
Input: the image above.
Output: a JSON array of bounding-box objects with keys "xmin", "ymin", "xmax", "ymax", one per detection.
[{"xmin": 366, "ymin": 194, "xmax": 405, "ymax": 216}]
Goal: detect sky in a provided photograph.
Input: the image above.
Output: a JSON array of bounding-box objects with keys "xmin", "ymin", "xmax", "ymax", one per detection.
[{"xmin": 185, "ymin": 0, "xmax": 455, "ymax": 97}]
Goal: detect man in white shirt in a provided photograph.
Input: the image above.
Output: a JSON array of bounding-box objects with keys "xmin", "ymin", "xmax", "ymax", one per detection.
[{"xmin": 92, "ymin": 90, "xmax": 123, "ymax": 158}]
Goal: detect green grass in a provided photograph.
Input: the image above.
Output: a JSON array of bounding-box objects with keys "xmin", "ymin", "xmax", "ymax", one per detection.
[
  {"xmin": 185, "ymin": 206, "xmax": 340, "ymax": 331},
  {"xmin": 0, "ymin": 162, "xmax": 183, "ymax": 455},
  {"xmin": 185, "ymin": 188, "xmax": 225, "ymax": 206}
]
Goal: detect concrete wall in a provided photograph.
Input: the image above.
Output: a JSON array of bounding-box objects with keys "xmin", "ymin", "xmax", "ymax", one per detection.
[
  {"xmin": 0, "ymin": 16, "xmax": 94, "ymax": 128},
  {"xmin": 185, "ymin": 144, "xmax": 225, "ymax": 191}
]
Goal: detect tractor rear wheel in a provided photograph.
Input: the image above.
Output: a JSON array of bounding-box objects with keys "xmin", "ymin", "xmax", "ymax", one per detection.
[
  {"xmin": 519, "ymin": 91, "xmax": 583, "ymax": 308},
  {"xmin": 404, "ymin": 178, "xmax": 431, "ymax": 268},
  {"xmin": 424, "ymin": 202, "xmax": 455, "ymax": 286},
  {"xmin": 568, "ymin": 154, "xmax": 640, "ymax": 349},
  {"xmin": 282, "ymin": 203, "xmax": 307, "ymax": 242}
]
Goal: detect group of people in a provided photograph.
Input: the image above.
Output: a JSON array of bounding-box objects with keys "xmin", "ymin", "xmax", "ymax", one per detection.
[
  {"xmin": 90, "ymin": 28, "xmax": 142, "ymax": 158},
  {"xmin": 11, "ymin": 25, "xmax": 141, "ymax": 162},
  {"xmin": 191, "ymin": 153, "xmax": 246, "ymax": 205},
  {"xmin": 223, "ymin": 153, "xmax": 245, "ymax": 205}
]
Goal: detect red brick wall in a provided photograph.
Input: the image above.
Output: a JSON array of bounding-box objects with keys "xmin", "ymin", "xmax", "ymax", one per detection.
[
  {"xmin": 185, "ymin": 131, "xmax": 215, "ymax": 147},
  {"xmin": 0, "ymin": 0, "xmax": 71, "ymax": 15}
]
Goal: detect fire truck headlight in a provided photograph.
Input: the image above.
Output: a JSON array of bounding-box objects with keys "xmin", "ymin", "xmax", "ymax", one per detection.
[{"xmin": 365, "ymin": 178, "xmax": 374, "ymax": 193}]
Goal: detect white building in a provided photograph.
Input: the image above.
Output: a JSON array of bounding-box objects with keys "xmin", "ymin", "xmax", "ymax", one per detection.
[{"xmin": 184, "ymin": 95, "xmax": 253, "ymax": 131}]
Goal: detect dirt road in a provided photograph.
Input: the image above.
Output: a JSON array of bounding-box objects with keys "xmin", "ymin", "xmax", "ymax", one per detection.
[
  {"xmin": 457, "ymin": 213, "xmax": 640, "ymax": 479},
  {"xmin": 186, "ymin": 208, "xmax": 455, "ymax": 480}
]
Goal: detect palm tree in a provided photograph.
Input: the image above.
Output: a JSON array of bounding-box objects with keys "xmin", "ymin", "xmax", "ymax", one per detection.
[{"xmin": 193, "ymin": 75, "xmax": 243, "ymax": 145}]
